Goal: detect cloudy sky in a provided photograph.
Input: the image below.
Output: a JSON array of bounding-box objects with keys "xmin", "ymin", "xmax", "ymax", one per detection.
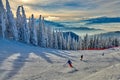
[{"xmin": 2, "ymin": 0, "xmax": 120, "ymax": 21}]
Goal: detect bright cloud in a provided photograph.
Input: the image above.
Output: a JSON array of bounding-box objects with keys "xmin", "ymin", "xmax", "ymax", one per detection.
[{"xmin": 45, "ymin": 16, "xmax": 60, "ymax": 21}]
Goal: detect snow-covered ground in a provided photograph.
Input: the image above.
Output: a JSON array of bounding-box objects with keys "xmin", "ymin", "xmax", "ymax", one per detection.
[{"xmin": 0, "ymin": 38, "xmax": 120, "ymax": 80}]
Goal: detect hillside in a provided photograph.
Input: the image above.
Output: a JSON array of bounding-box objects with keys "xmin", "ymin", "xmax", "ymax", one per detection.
[
  {"xmin": 62, "ymin": 32, "xmax": 79, "ymax": 40},
  {"xmin": 0, "ymin": 38, "xmax": 120, "ymax": 80}
]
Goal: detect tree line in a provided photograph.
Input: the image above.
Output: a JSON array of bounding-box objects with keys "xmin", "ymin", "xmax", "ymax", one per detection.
[{"xmin": 0, "ymin": 0, "xmax": 120, "ymax": 50}]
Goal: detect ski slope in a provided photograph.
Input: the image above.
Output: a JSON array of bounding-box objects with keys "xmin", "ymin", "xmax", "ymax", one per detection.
[{"xmin": 0, "ymin": 38, "xmax": 120, "ymax": 80}]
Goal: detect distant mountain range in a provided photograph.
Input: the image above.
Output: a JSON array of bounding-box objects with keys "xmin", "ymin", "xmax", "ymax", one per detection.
[
  {"xmin": 63, "ymin": 27, "xmax": 101, "ymax": 31},
  {"xmin": 62, "ymin": 32, "xmax": 79, "ymax": 41},
  {"xmin": 44, "ymin": 20, "xmax": 102, "ymax": 31},
  {"xmin": 83, "ymin": 17, "xmax": 120, "ymax": 24},
  {"xmin": 98, "ymin": 31, "xmax": 120, "ymax": 38},
  {"xmin": 44, "ymin": 20, "xmax": 65, "ymax": 28},
  {"xmin": 35, "ymin": 19, "xmax": 65, "ymax": 28},
  {"xmin": 35, "ymin": 18, "xmax": 120, "ymax": 38}
]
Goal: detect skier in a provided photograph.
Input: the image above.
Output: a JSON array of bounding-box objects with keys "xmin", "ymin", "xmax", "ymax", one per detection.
[
  {"xmin": 80, "ymin": 55, "xmax": 83, "ymax": 61},
  {"xmin": 66, "ymin": 59, "xmax": 78, "ymax": 72},
  {"xmin": 102, "ymin": 53, "xmax": 104, "ymax": 56},
  {"xmin": 67, "ymin": 59, "xmax": 73, "ymax": 68}
]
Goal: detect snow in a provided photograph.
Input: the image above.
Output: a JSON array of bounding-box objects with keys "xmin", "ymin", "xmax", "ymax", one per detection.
[{"xmin": 0, "ymin": 38, "xmax": 120, "ymax": 80}]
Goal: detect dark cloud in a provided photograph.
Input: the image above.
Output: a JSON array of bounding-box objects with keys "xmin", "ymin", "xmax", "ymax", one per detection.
[{"xmin": 83, "ymin": 17, "xmax": 120, "ymax": 24}]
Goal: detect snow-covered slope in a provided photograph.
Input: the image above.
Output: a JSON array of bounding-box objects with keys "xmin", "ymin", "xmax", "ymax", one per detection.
[{"xmin": 0, "ymin": 38, "xmax": 120, "ymax": 80}]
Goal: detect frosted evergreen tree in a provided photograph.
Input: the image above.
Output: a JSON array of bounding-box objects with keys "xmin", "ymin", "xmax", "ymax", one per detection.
[
  {"xmin": 45, "ymin": 27, "xmax": 48, "ymax": 47},
  {"xmin": 16, "ymin": 6, "xmax": 24, "ymax": 41},
  {"xmin": 21, "ymin": 6, "xmax": 30, "ymax": 43},
  {"xmin": 89, "ymin": 37, "xmax": 94, "ymax": 49},
  {"xmin": 16, "ymin": 6, "xmax": 30, "ymax": 43},
  {"xmin": 57, "ymin": 30, "xmax": 63, "ymax": 49},
  {"xmin": 71, "ymin": 38, "xmax": 75, "ymax": 50},
  {"xmin": 73, "ymin": 39, "xmax": 78, "ymax": 50},
  {"xmin": 53, "ymin": 30, "xmax": 58, "ymax": 49},
  {"xmin": 46, "ymin": 26, "xmax": 53, "ymax": 48},
  {"xmin": 41, "ymin": 17, "xmax": 46, "ymax": 47},
  {"xmin": 29, "ymin": 14, "xmax": 38, "ymax": 45},
  {"xmin": 83, "ymin": 34, "xmax": 89, "ymax": 49},
  {"xmin": 77, "ymin": 37, "xmax": 82, "ymax": 50},
  {"xmin": 62, "ymin": 36, "xmax": 67, "ymax": 50},
  {"xmin": 67, "ymin": 33, "xmax": 72, "ymax": 50},
  {"xmin": 37, "ymin": 15, "xmax": 42, "ymax": 46},
  {"xmin": 1, "ymin": 11, "xmax": 6, "ymax": 38},
  {"xmin": 49, "ymin": 29, "xmax": 54, "ymax": 48},
  {"xmin": 98, "ymin": 35, "xmax": 104, "ymax": 49},
  {"xmin": 61, "ymin": 31, "xmax": 65, "ymax": 49},
  {"xmin": 52, "ymin": 29, "xmax": 55, "ymax": 48},
  {"xmin": 0, "ymin": 0, "xmax": 6, "ymax": 38},
  {"xmin": 6, "ymin": 0, "xmax": 18, "ymax": 40},
  {"xmin": 112, "ymin": 37, "xmax": 119, "ymax": 47}
]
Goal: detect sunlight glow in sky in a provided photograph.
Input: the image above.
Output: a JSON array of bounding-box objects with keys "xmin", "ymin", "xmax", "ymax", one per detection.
[{"xmin": 21, "ymin": 0, "xmax": 29, "ymax": 3}]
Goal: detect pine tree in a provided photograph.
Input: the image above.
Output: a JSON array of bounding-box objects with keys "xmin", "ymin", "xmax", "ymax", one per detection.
[
  {"xmin": 67, "ymin": 33, "xmax": 72, "ymax": 50},
  {"xmin": 21, "ymin": 6, "xmax": 30, "ymax": 43},
  {"xmin": 16, "ymin": 6, "xmax": 22, "ymax": 40},
  {"xmin": 16, "ymin": 6, "xmax": 30, "ymax": 43},
  {"xmin": 77, "ymin": 37, "xmax": 82, "ymax": 50},
  {"xmin": 41, "ymin": 17, "xmax": 46, "ymax": 47},
  {"xmin": 29, "ymin": 14, "xmax": 38, "ymax": 45},
  {"xmin": 54, "ymin": 30, "xmax": 58, "ymax": 49},
  {"xmin": 37, "ymin": 15, "xmax": 42, "ymax": 46},
  {"xmin": 83, "ymin": 34, "xmax": 89, "ymax": 49},
  {"xmin": 1, "ymin": 12, "xmax": 6, "ymax": 38},
  {"xmin": 0, "ymin": 0, "xmax": 7, "ymax": 38},
  {"xmin": 6, "ymin": 0, "xmax": 18, "ymax": 40}
]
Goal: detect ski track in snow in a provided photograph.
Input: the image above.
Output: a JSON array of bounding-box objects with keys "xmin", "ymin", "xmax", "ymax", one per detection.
[{"xmin": 0, "ymin": 38, "xmax": 120, "ymax": 80}]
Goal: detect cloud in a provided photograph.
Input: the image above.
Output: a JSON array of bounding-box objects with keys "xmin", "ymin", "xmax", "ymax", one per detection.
[
  {"xmin": 83, "ymin": 17, "xmax": 120, "ymax": 24},
  {"xmin": 63, "ymin": 27, "xmax": 102, "ymax": 31},
  {"xmin": 2, "ymin": 0, "xmax": 120, "ymax": 21}
]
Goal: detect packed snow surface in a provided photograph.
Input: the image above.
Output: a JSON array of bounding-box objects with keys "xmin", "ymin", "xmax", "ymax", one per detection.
[{"xmin": 0, "ymin": 38, "xmax": 120, "ymax": 80}]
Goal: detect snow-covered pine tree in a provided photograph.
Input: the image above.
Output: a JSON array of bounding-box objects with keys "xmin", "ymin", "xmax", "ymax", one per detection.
[
  {"xmin": 16, "ymin": 6, "xmax": 30, "ymax": 43},
  {"xmin": 61, "ymin": 31, "xmax": 66, "ymax": 49},
  {"xmin": 83, "ymin": 34, "xmax": 89, "ymax": 49},
  {"xmin": 54, "ymin": 30, "xmax": 58, "ymax": 49},
  {"xmin": 98, "ymin": 35, "xmax": 104, "ymax": 49},
  {"xmin": 1, "ymin": 11, "xmax": 6, "ymax": 38},
  {"xmin": 57, "ymin": 29, "xmax": 63, "ymax": 49},
  {"xmin": 21, "ymin": 6, "xmax": 30, "ymax": 43},
  {"xmin": 16, "ymin": 6, "xmax": 22, "ymax": 41},
  {"xmin": 41, "ymin": 17, "xmax": 47, "ymax": 47},
  {"xmin": 29, "ymin": 14, "xmax": 38, "ymax": 45},
  {"xmin": 74, "ymin": 39, "xmax": 78, "ymax": 50},
  {"xmin": 0, "ymin": 0, "xmax": 7, "ymax": 38},
  {"xmin": 0, "ymin": 0, "xmax": 4, "ymax": 36},
  {"xmin": 77, "ymin": 37, "xmax": 82, "ymax": 50},
  {"xmin": 44, "ymin": 27, "xmax": 48, "ymax": 48},
  {"xmin": 67, "ymin": 33, "xmax": 72, "ymax": 50},
  {"xmin": 6, "ymin": 0, "xmax": 18, "ymax": 40},
  {"xmin": 49, "ymin": 29, "xmax": 54, "ymax": 48},
  {"xmin": 62, "ymin": 35, "xmax": 67, "ymax": 50},
  {"xmin": 112, "ymin": 37, "xmax": 119, "ymax": 47},
  {"xmin": 46, "ymin": 26, "xmax": 53, "ymax": 48},
  {"xmin": 37, "ymin": 15, "xmax": 42, "ymax": 46},
  {"xmin": 71, "ymin": 38, "xmax": 76, "ymax": 50}
]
